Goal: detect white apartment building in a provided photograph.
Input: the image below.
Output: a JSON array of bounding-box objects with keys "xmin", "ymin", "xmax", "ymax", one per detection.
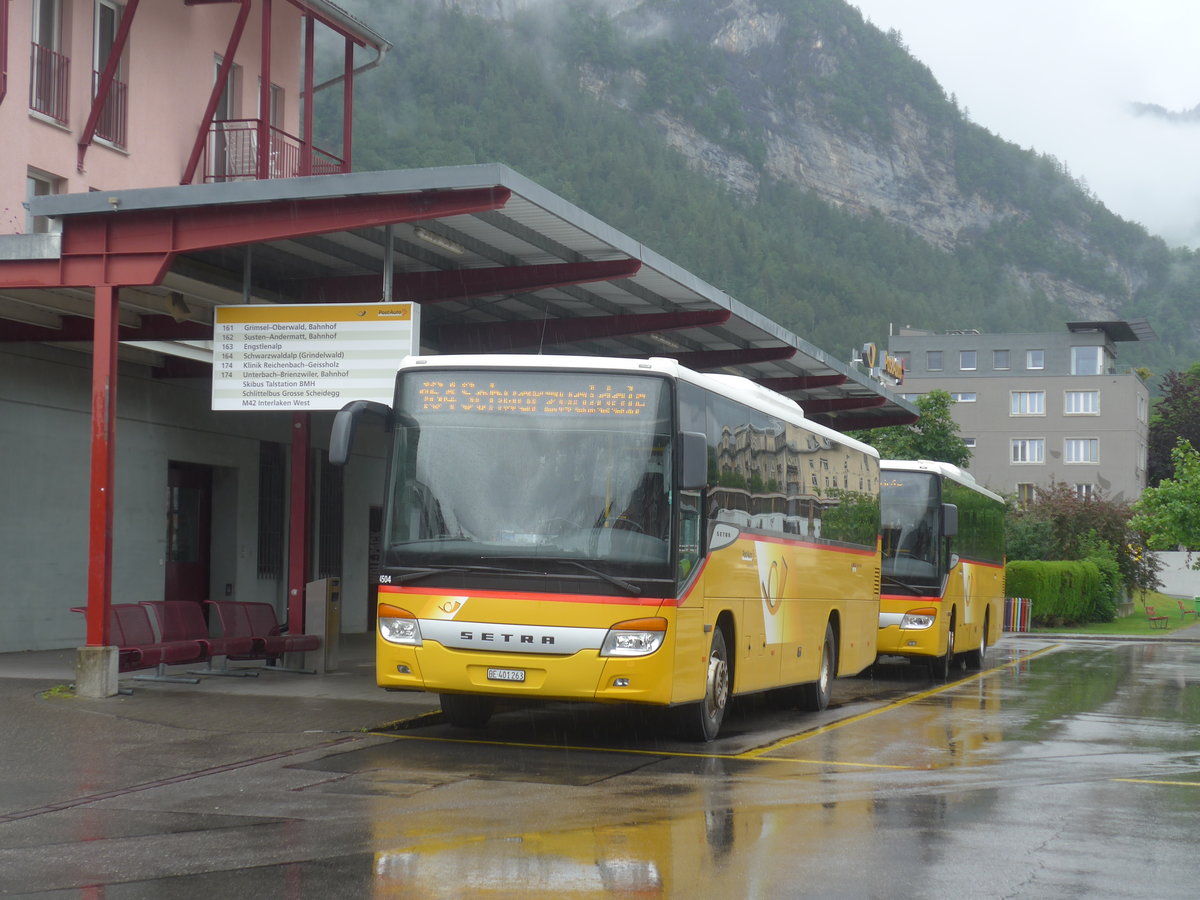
[{"xmin": 888, "ymin": 321, "xmax": 1154, "ymax": 503}]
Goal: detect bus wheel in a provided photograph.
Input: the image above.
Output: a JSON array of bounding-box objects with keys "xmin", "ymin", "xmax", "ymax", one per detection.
[
  {"xmin": 440, "ymin": 693, "xmax": 495, "ymax": 728},
  {"xmin": 930, "ymin": 623, "xmax": 956, "ymax": 680},
  {"xmin": 965, "ymin": 616, "xmax": 989, "ymax": 669},
  {"xmin": 678, "ymin": 628, "xmax": 730, "ymax": 742},
  {"xmin": 798, "ymin": 623, "xmax": 836, "ymax": 711}
]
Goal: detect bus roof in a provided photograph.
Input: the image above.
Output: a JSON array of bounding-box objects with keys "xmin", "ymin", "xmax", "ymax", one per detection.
[
  {"xmin": 397, "ymin": 354, "xmax": 880, "ymax": 459},
  {"xmin": 880, "ymin": 459, "xmax": 1004, "ymax": 503}
]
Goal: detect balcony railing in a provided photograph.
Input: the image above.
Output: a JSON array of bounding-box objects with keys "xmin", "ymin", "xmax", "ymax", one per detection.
[
  {"xmin": 29, "ymin": 42, "xmax": 69, "ymax": 123},
  {"xmin": 202, "ymin": 119, "xmax": 346, "ymax": 182},
  {"xmin": 92, "ymin": 69, "xmax": 128, "ymax": 148}
]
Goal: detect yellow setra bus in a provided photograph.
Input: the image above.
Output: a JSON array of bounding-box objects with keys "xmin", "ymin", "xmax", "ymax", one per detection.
[
  {"xmin": 331, "ymin": 355, "xmax": 882, "ymax": 740},
  {"xmin": 877, "ymin": 459, "xmax": 1006, "ymax": 678}
]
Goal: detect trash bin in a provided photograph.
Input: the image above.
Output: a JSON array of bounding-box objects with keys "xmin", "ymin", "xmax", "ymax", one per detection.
[{"xmin": 304, "ymin": 577, "xmax": 341, "ymax": 673}]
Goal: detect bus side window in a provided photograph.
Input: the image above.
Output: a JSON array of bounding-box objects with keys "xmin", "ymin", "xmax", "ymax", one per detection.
[{"xmin": 677, "ymin": 489, "xmax": 702, "ymax": 580}]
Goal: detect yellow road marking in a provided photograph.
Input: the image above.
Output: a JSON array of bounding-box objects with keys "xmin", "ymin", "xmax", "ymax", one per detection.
[
  {"xmin": 737, "ymin": 643, "xmax": 1062, "ymax": 760},
  {"xmin": 366, "ymin": 644, "xmax": 1063, "ymax": 769},
  {"xmin": 1112, "ymin": 778, "xmax": 1200, "ymax": 787}
]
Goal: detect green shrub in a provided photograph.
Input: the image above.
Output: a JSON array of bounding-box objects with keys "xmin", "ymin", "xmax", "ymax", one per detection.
[{"xmin": 1006, "ymin": 559, "xmax": 1106, "ymax": 626}]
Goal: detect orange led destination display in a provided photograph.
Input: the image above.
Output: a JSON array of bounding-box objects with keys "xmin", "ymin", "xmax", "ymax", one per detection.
[{"xmin": 415, "ymin": 378, "xmax": 651, "ymax": 416}]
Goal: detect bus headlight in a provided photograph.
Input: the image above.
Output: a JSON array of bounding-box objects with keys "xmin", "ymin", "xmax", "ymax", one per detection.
[
  {"xmin": 900, "ymin": 607, "xmax": 938, "ymax": 630},
  {"xmin": 600, "ymin": 617, "xmax": 667, "ymax": 657},
  {"xmin": 378, "ymin": 603, "xmax": 423, "ymax": 646}
]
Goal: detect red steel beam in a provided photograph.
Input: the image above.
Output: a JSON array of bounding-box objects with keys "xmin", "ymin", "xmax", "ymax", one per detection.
[
  {"xmin": 798, "ymin": 396, "xmax": 887, "ymax": 414},
  {"xmin": 296, "ymin": 258, "xmax": 642, "ymax": 304},
  {"xmin": 287, "ymin": 412, "xmax": 310, "ymax": 631},
  {"xmin": 180, "ymin": 0, "xmax": 252, "ymax": 185},
  {"xmin": 0, "ymin": 187, "xmax": 511, "ymax": 289},
  {"xmin": 0, "ymin": 314, "xmax": 212, "ymax": 343},
  {"xmin": 77, "ymin": 0, "xmax": 140, "ymax": 171},
  {"xmin": 757, "ymin": 373, "xmax": 847, "ymax": 391},
  {"xmin": 667, "ymin": 346, "xmax": 796, "ymax": 370},
  {"xmin": 86, "ymin": 287, "xmax": 120, "ymax": 647},
  {"xmin": 436, "ymin": 308, "xmax": 731, "ymax": 354},
  {"xmin": 810, "ymin": 410, "xmax": 919, "ymax": 430}
]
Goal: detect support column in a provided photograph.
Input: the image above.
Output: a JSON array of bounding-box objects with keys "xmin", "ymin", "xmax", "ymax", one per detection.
[
  {"xmin": 78, "ymin": 285, "xmax": 120, "ymax": 698},
  {"xmin": 287, "ymin": 412, "xmax": 311, "ymax": 632}
]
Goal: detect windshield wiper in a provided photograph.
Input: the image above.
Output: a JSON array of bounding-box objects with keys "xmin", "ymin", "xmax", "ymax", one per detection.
[
  {"xmin": 881, "ymin": 574, "xmax": 923, "ymax": 596},
  {"xmin": 560, "ymin": 561, "xmax": 642, "ymax": 596}
]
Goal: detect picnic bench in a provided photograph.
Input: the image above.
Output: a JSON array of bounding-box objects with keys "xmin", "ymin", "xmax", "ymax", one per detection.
[{"xmin": 1145, "ymin": 605, "xmax": 1169, "ymax": 629}]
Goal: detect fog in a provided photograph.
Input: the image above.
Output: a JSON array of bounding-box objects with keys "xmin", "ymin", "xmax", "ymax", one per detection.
[{"xmin": 853, "ymin": 0, "xmax": 1200, "ymax": 248}]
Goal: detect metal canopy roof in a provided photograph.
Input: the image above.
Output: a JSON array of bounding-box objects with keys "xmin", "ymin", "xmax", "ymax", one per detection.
[{"xmin": 10, "ymin": 163, "xmax": 915, "ymax": 429}]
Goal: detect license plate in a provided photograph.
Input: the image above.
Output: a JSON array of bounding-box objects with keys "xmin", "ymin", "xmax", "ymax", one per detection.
[{"xmin": 487, "ymin": 667, "xmax": 526, "ymax": 682}]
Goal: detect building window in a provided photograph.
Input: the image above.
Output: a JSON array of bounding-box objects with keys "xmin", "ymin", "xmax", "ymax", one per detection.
[
  {"xmin": 1016, "ymin": 483, "xmax": 1035, "ymax": 506},
  {"xmin": 993, "ymin": 349, "xmax": 1010, "ymax": 370},
  {"xmin": 1065, "ymin": 438, "xmax": 1099, "ymax": 464},
  {"xmin": 897, "ymin": 392, "xmax": 921, "ymax": 402},
  {"xmin": 926, "ymin": 350, "xmax": 943, "ymax": 372},
  {"xmin": 1075, "ymin": 483, "xmax": 1096, "ymax": 500},
  {"xmin": 93, "ymin": 0, "xmax": 128, "ymax": 148},
  {"xmin": 1137, "ymin": 393, "xmax": 1147, "ymax": 423},
  {"xmin": 963, "ymin": 437, "xmax": 977, "ymax": 449},
  {"xmin": 1026, "ymin": 349, "xmax": 1044, "ymax": 370},
  {"xmin": 30, "ymin": 0, "xmax": 69, "ymax": 123},
  {"xmin": 1011, "ymin": 438, "xmax": 1045, "ymax": 464},
  {"xmin": 1070, "ymin": 346, "xmax": 1103, "ymax": 375},
  {"xmin": 25, "ymin": 170, "xmax": 62, "ymax": 234},
  {"xmin": 960, "ymin": 350, "xmax": 977, "ymax": 371},
  {"xmin": 1011, "ymin": 391, "xmax": 1045, "ymax": 416},
  {"xmin": 951, "ymin": 392, "xmax": 977, "ymax": 403},
  {"xmin": 1064, "ymin": 390, "xmax": 1100, "ymax": 415}
]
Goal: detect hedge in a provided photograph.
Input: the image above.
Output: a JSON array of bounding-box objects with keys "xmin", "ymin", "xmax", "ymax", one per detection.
[{"xmin": 1005, "ymin": 559, "xmax": 1106, "ymax": 626}]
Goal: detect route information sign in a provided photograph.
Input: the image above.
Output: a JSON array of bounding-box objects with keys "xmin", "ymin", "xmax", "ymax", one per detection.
[{"xmin": 212, "ymin": 302, "xmax": 419, "ymax": 411}]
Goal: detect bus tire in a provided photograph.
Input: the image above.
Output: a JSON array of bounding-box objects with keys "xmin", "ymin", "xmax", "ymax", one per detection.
[
  {"xmin": 677, "ymin": 627, "xmax": 730, "ymax": 742},
  {"xmin": 965, "ymin": 615, "xmax": 989, "ymax": 669},
  {"xmin": 439, "ymin": 693, "xmax": 495, "ymax": 728},
  {"xmin": 798, "ymin": 623, "xmax": 836, "ymax": 712},
  {"xmin": 930, "ymin": 619, "xmax": 956, "ymax": 680}
]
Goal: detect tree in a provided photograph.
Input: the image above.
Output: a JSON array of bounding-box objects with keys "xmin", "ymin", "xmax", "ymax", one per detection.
[
  {"xmin": 850, "ymin": 390, "xmax": 971, "ymax": 467},
  {"xmin": 1147, "ymin": 364, "xmax": 1200, "ymax": 486},
  {"xmin": 1132, "ymin": 438, "xmax": 1200, "ymax": 567}
]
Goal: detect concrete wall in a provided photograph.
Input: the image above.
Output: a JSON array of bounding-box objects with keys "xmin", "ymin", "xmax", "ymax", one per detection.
[
  {"xmin": 0, "ymin": 342, "xmax": 384, "ymax": 652},
  {"xmin": 1153, "ymin": 551, "xmax": 1200, "ymax": 600}
]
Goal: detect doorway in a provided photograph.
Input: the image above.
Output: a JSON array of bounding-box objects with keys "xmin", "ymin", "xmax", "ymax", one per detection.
[{"xmin": 165, "ymin": 462, "xmax": 213, "ymax": 604}]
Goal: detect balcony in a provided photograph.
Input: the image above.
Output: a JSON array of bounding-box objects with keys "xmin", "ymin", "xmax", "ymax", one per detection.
[
  {"xmin": 91, "ymin": 70, "xmax": 128, "ymax": 148},
  {"xmin": 202, "ymin": 119, "xmax": 346, "ymax": 182},
  {"xmin": 29, "ymin": 42, "xmax": 69, "ymax": 123}
]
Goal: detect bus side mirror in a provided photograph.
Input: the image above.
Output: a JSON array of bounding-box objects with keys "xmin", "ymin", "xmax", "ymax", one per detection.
[
  {"xmin": 679, "ymin": 431, "xmax": 708, "ymax": 490},
  {"xmin": 329, "ymin": 400, "xmax": 392, "ymax": 466},
  {"xmin": 942, "ymin": 503, "xmax": 959, "ymax": 538}
]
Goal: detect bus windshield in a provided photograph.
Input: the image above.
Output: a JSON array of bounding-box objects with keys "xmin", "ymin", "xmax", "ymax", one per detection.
[
  {"xmin": 880, "ymin": 471, "xmax": 941, "ymax": 588},
  {"xmin": 384, "ymin": 369, "xmax": 674, "ymax": 580}
]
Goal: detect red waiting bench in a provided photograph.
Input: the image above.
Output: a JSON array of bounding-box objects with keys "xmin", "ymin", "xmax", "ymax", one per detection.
[
  {"xmin": 140, "ymin": 600, "xmax": 261, "ymax": 677},
  {"xmin": 205, "ymin": 600, "xmax": 321, "ymax": 673},
  {"xmin": 1145, "ymin": 605, "xmax": 1169, "ymax": 629},
  {"xmin": 71, "ymin": 604, "xmax": 206, "ymax": 682}
]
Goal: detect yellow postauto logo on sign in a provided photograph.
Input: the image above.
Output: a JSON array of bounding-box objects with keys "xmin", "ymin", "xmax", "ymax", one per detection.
[{"xmin": 216, "ymin": 303, "xmax": 414, "ymax": 324}]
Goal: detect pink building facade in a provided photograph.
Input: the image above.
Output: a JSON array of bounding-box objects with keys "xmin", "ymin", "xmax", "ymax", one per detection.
[{"xmin": 1, "ymin": 0, "xmax": 388, "ymax": 233}]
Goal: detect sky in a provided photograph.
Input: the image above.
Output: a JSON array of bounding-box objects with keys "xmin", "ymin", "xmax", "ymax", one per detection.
[{"xmin": 851, "ymin": 0, "xmax": 1200, "ymax": 248}]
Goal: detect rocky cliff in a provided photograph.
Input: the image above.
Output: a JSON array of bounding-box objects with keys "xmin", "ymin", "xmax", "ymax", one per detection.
[{"xmin": 419, "ymin": 0, "xmax": 1156, "ymax": 323}]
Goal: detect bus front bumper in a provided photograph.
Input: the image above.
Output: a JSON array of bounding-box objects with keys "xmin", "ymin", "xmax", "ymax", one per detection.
[{"xmin": 377, "ymin": 638, "xmax": 678, "ymax": 705}]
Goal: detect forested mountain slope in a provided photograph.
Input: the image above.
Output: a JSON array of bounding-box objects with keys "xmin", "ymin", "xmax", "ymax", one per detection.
[{"xmin": 319, "ymin": 0, "xmax": 1200, "ymax": 376}]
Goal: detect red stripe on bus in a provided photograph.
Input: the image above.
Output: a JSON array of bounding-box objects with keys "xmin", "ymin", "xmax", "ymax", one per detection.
[{"xmin": 379, "ymin": 583, "xmax": 675, "ymax": 607}]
